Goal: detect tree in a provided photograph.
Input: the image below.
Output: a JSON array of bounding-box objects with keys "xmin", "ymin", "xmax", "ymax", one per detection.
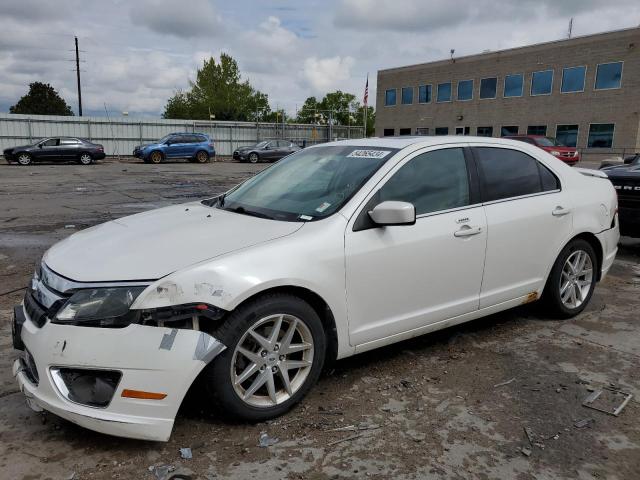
[
  {"xmin": 163, "ymin": 54, "xmax": 270, "ymax": 121},
  {"xmin": 295, "ymin": 90, "xmax": 375, "ymax": 136},
  {"xmin": 10, "ymin": 82, "xmax": 73, "ymax": 116}
]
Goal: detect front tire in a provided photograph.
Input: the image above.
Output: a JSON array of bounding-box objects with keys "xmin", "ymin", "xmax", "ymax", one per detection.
[
  {"xmin": 542, "ymin": 239, "xmax": 597, "ymax": 319},
  {"xmin": 149, "ymin": 151, "xmax": 163, "ymax": 164},
  {"xmin": 202, "ymin": 294, "xmax": 326, "ymax": 421},
  {"xmin": 248, "ymin": 152, "xmax": 259, "ymax": 164},
  {"xmin": 17, "ymin": 153, "xmax": 32, "ymax": 166}
]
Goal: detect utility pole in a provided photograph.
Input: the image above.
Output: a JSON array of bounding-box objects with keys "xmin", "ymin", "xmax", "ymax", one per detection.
[
  {"xmin": 568, "ymin": 18, "xmax": 573, "ymax": 39},
  {"xmin": 75, "ymin": 36, "xmax": 83, "ymax": 116}
]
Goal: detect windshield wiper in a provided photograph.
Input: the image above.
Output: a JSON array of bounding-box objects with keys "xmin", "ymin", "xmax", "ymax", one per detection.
[
  {"xmin": 228, "ymin": 206, "xmax": 274, "ymax": 220},
  {"xmin": 218, "ymin": 192, "xmax": 227, "ymax": 207}
]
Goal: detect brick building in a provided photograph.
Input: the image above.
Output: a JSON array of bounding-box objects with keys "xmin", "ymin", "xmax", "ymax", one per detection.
[{"xmin": 376, "ymin": 27, "xmax": 640, "ymax": 157}]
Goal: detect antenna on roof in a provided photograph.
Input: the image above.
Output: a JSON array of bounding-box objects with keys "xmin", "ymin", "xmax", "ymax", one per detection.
[
  {"xmin": 568, "ymin": 17, "xmax": 573, "ymax": 38},
  {"xmin": 450, "ymin": 49, "xmax": 455, "ymax": 62}
]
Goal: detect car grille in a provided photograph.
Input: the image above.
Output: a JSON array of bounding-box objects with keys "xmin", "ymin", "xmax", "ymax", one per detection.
[
  {"xmin": 23, "ymin": 291, "xmax": 48, "ymax": 328},
  {"xmin": 560, "ymin": 151, "xmax": 577, "ymax": 158}
]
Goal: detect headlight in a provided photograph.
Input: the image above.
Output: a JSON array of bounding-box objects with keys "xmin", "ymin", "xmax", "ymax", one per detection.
[
  {"xmin": 53, "ymin": 287, "xmax": 146, "ymax": 327},
  {"xmin": 550, "ymin": 150, "xmax": 561, "ymax": 156}
]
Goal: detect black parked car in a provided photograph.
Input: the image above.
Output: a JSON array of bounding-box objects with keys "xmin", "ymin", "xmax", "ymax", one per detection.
[
  {"xmin": 3, "ymin": 137, "xmax": 105, "ymax": 165},
  {"xmin": 233, "ymin": 140, "xmax": 300, "ymax": 163},
  {"xmin": 601, "ymin": 154, "xmax": 640, "ymax": 238}
]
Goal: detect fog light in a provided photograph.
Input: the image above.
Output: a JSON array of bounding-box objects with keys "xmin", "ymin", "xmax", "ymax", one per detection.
[{"xmin": 51, "ymin": 368, "xmax": 121, "ymax": 408}]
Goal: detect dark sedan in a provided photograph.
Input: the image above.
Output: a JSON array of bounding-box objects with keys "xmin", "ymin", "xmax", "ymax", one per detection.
[
  {"xmin": 233, "ymin": 139, "xmax": 300, "ymax": 163},
  {"xmin": 3, "ymin": 137, "xmax": 105, "ymax": 166},
  {"xmin": 600, "ymin": 154, "xmax": 640, "ymax": 238}
]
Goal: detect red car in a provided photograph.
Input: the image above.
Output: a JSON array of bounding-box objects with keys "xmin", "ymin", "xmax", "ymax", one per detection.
[{"xmin": 504, "ymin": 135, "xmax": 580, "ymax": 165}]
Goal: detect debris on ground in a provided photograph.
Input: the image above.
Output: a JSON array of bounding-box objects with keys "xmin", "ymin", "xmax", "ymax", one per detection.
[
  {"xmin": 574, "ymin": 418, "xmax": 595, "ymax": 429},
  {"xmin": 582, "ymin": 387, "xmax": 633, "ymax": 416},
  {"xmin": 64, "ymin": 224, "xmax": 76, "ymax": 229},
  {"xmin": 149, "ymin": 464, "xmax": 175, "ymax": 480},
  {"xmin": 179, "ymin": 447, "xmax": 192, "ymax": 459},
  {"xmin": 258, "ymin": 432, "xmax": 279, "ymax": 447},
  {"xmin": 521, "ymin": 446, "xmax": 532, "ymax": 457},
  {"xmin": 327, "ymin": 433, "xmax": 363, "ymax": 446},
  {"xmin": 493, "ymin": 377, "xmax": 516, "ymax": 388}
]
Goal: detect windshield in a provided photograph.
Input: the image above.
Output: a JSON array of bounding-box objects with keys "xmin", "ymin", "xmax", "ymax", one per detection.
[
  {"xmin": 157, "ymin": 134, "xmax": 173, "ymax": 144},
  {"xmin": 255, "ymin": 141, "xmax": 269, "ymax": 148},
  {"xmin": 537, "ymin": 137, "xmax": 565, "ymax": 147},
  {"xmin": 216, "ymin": 145, "xmax": 396, "ymax": 221}
]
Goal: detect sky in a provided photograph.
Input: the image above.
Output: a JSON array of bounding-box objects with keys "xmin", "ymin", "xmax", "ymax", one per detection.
[{"xmin": 0, "ymin": 0, "xmax": 639, "ymax": 118}]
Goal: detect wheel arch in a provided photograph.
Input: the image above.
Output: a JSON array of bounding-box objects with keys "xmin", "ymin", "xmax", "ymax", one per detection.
[
  {"xmin": 222, "ymin": 285, "xmax": 339, "ymax": 368},
  {"xmin": 547, "ymin": 231, "xmax": 604, "ymax": 285}
]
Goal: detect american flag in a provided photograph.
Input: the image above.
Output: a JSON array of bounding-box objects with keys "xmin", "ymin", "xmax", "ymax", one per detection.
[{"xmin": 363, "ymin": 74, "xmax": 369, "ymax": 108}]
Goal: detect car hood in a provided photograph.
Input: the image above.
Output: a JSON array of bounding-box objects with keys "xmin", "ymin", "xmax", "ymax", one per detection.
[
  {"xmin": 604, "ymin": 164, "xmax": 640, "ymax": 179},
  {"xmin": 5, "ymin": 144, "xmax": 31, "ymax": 152},
  {"xmin": 43, "ymin": 201, "xmax": 303, "ymax": 282},
  {"xmin": 236, "ymin": 146, "xmax": 258, "ymax": 151},
  {"xmin": 541, "ymin": 145, "xmax": 576, "ymax": 152}
]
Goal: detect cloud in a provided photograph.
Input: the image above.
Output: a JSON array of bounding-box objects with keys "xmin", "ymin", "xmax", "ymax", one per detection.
[
  {"xmin": 301, "ymin": 56, "xmax": 355, "ymax": 93},
  {"xmin": 0, "ymin": 0, "xmax": 71, "ymax": 22},
  {"xmin": 130, "ymin": 0, "xmax": 223, "ymax": 38},
  {"xmin": 334, "ymin": 0, "xmax": 638, "ymax": 32}
]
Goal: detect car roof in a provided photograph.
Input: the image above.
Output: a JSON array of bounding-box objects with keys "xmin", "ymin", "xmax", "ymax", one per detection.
[
  {"xmin": 504, "ymin": 134, "xmax": 545, "ymax": 138},
  {"xmin": 168, "ymin": 132, "xmax": 207, "ymax": 135},
  {"xmin": 317, "ymin": 135, "xmax": 535, "ymax": 149}
]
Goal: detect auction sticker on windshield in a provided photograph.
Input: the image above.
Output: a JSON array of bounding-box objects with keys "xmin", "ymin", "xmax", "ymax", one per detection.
[{"xmin": 347, "ymin": 150, "xmax": 392, "ymax": 159}]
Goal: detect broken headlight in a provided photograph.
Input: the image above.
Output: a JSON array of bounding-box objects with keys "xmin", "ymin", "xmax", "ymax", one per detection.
[{"xmin": 53, "ymin": 287, "xmax": 146, "ymax": 328}]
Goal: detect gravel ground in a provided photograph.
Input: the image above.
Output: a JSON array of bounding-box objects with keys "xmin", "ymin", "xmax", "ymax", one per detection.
[{"xmin": 0, "ymin": 158, "xmax": 639, "ymax": 480}]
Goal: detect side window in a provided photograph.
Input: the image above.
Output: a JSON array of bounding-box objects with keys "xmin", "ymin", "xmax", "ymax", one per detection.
[
  {"xmin": 475, "ymin": 147, "xmax": 554, "ymax": 201},
  {"xmin": 378, "ymin": 148, "xmax": 470, "ymax": 216},
  {"xmin": 43, "ymin": 138, "xmax": 59, "ymax": 147}
]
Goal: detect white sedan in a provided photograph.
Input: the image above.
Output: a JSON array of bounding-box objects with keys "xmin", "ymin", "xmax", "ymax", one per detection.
[{"xmin": 12, "ymin": 137, "xmax": 619, "ymax": 441}]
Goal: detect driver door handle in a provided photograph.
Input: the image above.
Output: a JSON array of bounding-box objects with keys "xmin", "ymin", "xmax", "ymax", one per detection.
[
  {"xmin": 552, "ymin": 206, "xmax": 571, "ymax": 217},
  {"xmin": 454, "ymin": 225, "xmax": 482, "ymax": 237}
]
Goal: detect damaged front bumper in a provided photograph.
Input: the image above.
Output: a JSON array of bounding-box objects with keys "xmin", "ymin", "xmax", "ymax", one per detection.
[{"xmin": 13, "ymin": 304, "xmax": 225, "ymax": 441}]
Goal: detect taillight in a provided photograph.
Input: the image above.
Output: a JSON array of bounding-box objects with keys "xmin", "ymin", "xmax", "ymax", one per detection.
[
  {"xmin": 97, "ymin": 145, "xmax": 104, "ymax": 151},
  {"xmin": 208, "ymin": 143, "xmax": 214, "ymax": 148}
]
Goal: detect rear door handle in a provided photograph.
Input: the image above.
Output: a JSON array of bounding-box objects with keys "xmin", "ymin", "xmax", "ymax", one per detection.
[
  {"xmin": 552, "ymin": 206, "xmax": 571, "ymax": 217},
  {"xmin": 454, "ymin": 225, "xmax": 483, "ymax": 237}
]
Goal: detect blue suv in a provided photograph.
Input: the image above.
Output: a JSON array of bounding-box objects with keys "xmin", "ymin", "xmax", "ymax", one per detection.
[{"xmin": 133, "ymin": 132, "xmax": 215, "ymax": 164}]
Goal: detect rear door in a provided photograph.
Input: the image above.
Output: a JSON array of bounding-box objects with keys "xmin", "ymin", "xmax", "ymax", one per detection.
[
  {"xmin": 471, "ymin": 145, "xmax": 573, "ymax": 307},
  {"xmin": 59, "ymin": 138, "xmax": 82, "ymax": 159},
  {"xmin": 345, "ymin": 146, "xmax": 487, "ymax": 346}
]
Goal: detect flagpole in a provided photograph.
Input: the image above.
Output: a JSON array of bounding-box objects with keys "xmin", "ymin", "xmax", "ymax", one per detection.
[{"xmin": 363, "ymin": 73, "xmax": 369, "ymax": 137}]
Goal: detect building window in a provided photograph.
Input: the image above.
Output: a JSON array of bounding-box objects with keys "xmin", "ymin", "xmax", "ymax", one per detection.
[
  {"xmin": 531, "ymin": 70, "xmax": 553, "ymax": 96},
  {"xmin": 455, "ymin": 126, "xmax": 470, "ymax": 135},
  {"xmin": 555, "ymin": 125, "xmax": 579, "ymax": 147},
  {"xmin": 595, "ymin": 62, "xmax": 623, "ymax": 90},
  {"xmin": 588, "ymin": 124, "xmax": 615, "ymax": 148},
  {"xmin": 437, "ymin": 82, "xmax": 452, "ymax": 102},
  {"xmin": 457, "ymin": 80, "xmax": 473, "ymax": 101},
  {"xmin": 416, "ymin": 127, "xmax": 429, "ymax": 136},
  {"xmin": 435, "ymin": 127, "xmax": 449, "ymax": 135},
  {"xmin": 504, "ymin": 74, "xmax": 523, "ymax": 98},
  {"xmin": 561, "ymin": 66, "xmax": 586, "ymax": 93},
  {"xmin": 479, "ymin": 77, "xmax": 497, "ymax": 99},
  {"xmin": 418, "ymin": 85, "xmax": 432, "ymax": 103},
  {"xmin": 385, "ymin": 89, "xmax": 397, "ymax": 106},
  {"xmin": 399, "ymin": 128, "xmax": 412, "ymax": 136},
  {"xmin": 527, "ymin": 125, "xmax": 547, "ymax": 136},
  {"xmin": 383, "ymin": 128, "xmax": 395, "ymax": 137},
  {"xmin": 501, "ymin": 126, "xmax": 519, "ymax": 136},
  {"xmin": 401, "ymin": 87, "xmax": 413, "ymax": 105},
  {"xmin": 477, "ymin": 126, "xmax": 493, "ymax": 137}
]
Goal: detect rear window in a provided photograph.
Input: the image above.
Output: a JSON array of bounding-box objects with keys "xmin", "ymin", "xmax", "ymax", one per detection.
[{"xmin": 475, "ymin": 147, "xmax": 558, "ymax": 202}]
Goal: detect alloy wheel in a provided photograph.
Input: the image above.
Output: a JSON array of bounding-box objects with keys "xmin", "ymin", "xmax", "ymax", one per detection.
[
  {"xmin": 197, "ymin": 151, "xmax": 208, "ymax": 163},
  {"xmin": 559, "ymin": 249, "xmax": 593, "ymax": 309},
  {"xmin": 249, "ymin": 153, "xmax": 258, "ymax": 163},
  {"xmin": 79, "ymin": 153, "xmax": 92, "ymax": 165},
  {"xmin": 150, "ymin": 152, "xmax": 162, "ymax": 164},
  {"xmin": 18, "ymin": 154, "xmax": 31, "ymax": 165},
  {"xmin": 230, "ymin": 314, "xmax": 314, "ymax": 408}
]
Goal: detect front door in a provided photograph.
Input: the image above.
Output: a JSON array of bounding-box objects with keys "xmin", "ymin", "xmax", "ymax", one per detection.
[
  {"xmin": 471, "ymin": 145, "xmax": 574, "ymax": 307},
  {"xmin": 345, "ymin": 147, "xmax": 487, "ymax": 346},
  {"xmin": 165, "ymin": 135, "xmax": 190, "ymax": 158},
  {"xmin": 38, "ymin": 138, "xmax": 63, "ymax": 160}
]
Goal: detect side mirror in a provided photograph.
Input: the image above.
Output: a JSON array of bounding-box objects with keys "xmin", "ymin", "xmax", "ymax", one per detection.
[
  {"xmin": 368, "ymin": 201, "xmax": 416, "ymax": 226},
  {"xmin": 38, "ymin": 143, "xmax": 43, "ymax": 148}
]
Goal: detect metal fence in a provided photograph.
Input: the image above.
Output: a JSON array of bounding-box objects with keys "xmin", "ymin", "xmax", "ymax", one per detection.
[{"xmin": 0, "ymin": 113, "xmax": 365, "ymax": 157}]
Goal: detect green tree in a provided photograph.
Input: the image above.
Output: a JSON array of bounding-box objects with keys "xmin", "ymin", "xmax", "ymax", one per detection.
[
  {"xmin": 9, "ymin": 82, "xmax": 73, "ymax": 116},
  {"xmin": 295, "ymin": 90, "xmax": 375, "ymax": 136},
  {"xmin": 163, "ymin": 54, "xmax": 270, "ymax": 121}
]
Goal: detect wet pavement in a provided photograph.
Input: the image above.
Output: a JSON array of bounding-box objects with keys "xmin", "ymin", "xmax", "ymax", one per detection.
[{"xmin": 0, "ymin": 159, "xmax": 639, "ymax": 479}]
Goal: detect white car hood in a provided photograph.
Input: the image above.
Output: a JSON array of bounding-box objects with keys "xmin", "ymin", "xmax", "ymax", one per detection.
[{"xmin": 44, "ymin": 202, "xmax": 303, "ymax": 282}]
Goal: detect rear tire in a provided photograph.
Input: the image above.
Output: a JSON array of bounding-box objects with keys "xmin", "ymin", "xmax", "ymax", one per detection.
[
  {"xmin": 78, "ymin": 153, "xmax": 93, "ymax": 165},
  {"xmin": 541, "ymin": 239, "xmax": 597, "ymax": 319},
  {"xmin": 201, "ymin": 294, "xmax": 326, "ymax": 421},
  {"xmin": 195, "ymin": 150, "xmax": 210, "ymax": 163},
  {"xmin": 17, "ymin": 153, "xmax": 32, "ymax": 166}
]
